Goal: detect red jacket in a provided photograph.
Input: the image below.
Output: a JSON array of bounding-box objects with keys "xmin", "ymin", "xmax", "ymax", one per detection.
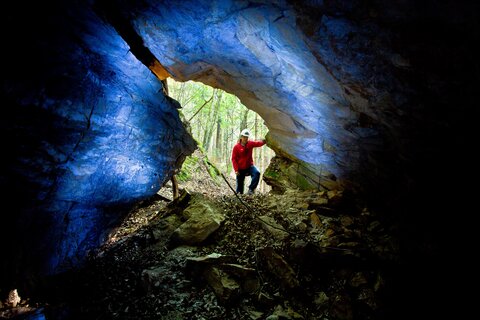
[{"xmin": 231, "ymin": 140, "xmax": 265, "ymax": 172}]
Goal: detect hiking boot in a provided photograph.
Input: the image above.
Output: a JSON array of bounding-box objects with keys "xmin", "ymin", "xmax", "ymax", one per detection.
[{"xmin": 247, "ymin": 189, "xmax": 254, "ymax": 195}]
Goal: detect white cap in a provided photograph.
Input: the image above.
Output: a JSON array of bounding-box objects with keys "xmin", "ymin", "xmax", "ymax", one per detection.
[{"xmin": 240, "ymin": 129, "xmax": 250, "ymax": 137}]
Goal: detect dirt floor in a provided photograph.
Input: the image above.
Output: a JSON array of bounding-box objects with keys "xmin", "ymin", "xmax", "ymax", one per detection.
[{"xmin": 0, "ymin": 149, "xmax": 403, "ymax": 320}]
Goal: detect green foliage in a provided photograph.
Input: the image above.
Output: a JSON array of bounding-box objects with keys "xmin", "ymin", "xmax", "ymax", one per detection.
[
  {"xmin": 167, "ymin": 78, "xmax": 274, "ymax": 191},
  {"xmin": 294, "ymin": 171, "xmax": 316, "ymax": 190},
  {"xmin": 196, "ymin": 141, "xmax": 207, "ymax": 155},
  {"xmin": 176, "ymin": 150, "xmax": 222, "ymax": 186},
  {"xmin": 167, "ymin": 78, "xmax": 268, "ymax": 142},
  {"xmin": 264, "ymin": 168, "xmax": 280, "ymax": 179},
  {"xmin": 203, "ymin": 157, "xmax": 221, "ymax": 182},
  {"xmin": 177, "ymin": 155, "xmax": 199, "ymax": 182}
]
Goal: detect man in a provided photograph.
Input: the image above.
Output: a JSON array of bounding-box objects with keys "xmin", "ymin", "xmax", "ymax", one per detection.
[{"xmin": 231, "ymin": 128, "xmax": 266, "ymax": 195}]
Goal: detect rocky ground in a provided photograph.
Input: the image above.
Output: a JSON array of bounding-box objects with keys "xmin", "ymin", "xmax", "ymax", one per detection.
[{"xmin": 0, "ymin": 149, "xmax": 402, "ymax": 320}]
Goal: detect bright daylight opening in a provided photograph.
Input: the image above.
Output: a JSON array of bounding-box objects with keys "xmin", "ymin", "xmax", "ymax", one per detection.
[{"xmin": 167, "ymin": 78, "xmax": 275, "ymax": 194}]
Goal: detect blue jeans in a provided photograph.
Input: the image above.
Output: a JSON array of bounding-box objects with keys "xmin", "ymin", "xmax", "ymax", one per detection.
[{"xmin": 236, "ymin": 166, "xmax": 261, "ymax": 194}]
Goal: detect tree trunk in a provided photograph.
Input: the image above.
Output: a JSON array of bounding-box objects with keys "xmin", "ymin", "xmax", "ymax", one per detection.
[
  {"xmin": 201, "ymin": 89, "xmax": 216, "ymax": 149},
  {"xmin": 203, "ymin": 89, "xmax": 220, "ymax": 152},
  {"xmin": 177, "ymin": 82, "xmax": 186, "ymax": 105},
  {"xmin": 215, "ymin": 116, "xmax": 222, "ymax": 162},
  {"xmin": 227, "ymin": 128, "xmax": 235, "ymax": 174},
  {"xmin": 240, "ymin": 108, "xmax": 249, "ymax": 133}
]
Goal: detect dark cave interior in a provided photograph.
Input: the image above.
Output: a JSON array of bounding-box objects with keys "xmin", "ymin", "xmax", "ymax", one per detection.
[{"xmin": 0, "ymin": 0, "xmax": 477, "ymax": 318}]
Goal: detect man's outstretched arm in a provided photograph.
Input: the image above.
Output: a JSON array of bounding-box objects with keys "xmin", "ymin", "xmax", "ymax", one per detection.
[{"xmin": 249, "ymin": 139, "xmax": 266, "ymax": 147}]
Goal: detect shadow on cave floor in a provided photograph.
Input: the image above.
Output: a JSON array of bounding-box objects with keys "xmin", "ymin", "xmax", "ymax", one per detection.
[{"xmin": 0, "ymin": 149, "xmax": 448, "ymax": 320}]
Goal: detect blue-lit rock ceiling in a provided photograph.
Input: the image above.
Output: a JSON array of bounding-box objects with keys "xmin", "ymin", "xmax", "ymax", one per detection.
[{"xmin": 0, "ymin": 0, "xmax": 475, "ymax": 284}]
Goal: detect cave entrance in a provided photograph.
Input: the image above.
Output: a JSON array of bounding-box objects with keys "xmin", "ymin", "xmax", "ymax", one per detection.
[{"xmin": 166, "ymin": 78, "xmax": 275, "ymax": 194}]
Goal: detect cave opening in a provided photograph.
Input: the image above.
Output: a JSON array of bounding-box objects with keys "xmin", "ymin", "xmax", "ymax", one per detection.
[{"xmin": 165, "ymin": 78, "xmax": 275, "ymax": 195}]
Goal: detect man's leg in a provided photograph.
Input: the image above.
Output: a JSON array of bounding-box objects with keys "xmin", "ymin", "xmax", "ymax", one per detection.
[
  {"xmin": 248, "ymin": 166, "xmax": 261, "ymax": 193},
  {"xmin": 236, "ymin": 171, "xmax": 246, "ymax": 194}
]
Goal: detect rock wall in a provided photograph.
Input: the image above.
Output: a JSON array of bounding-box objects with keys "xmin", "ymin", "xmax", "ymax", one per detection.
[
  {"xmin": 106, "ymin": 0, "xmax": 476, "ymax": 198},
  {"xmin": 0, "ymin": 0, "xmax": 476, "ymax": 287},
  {"xmin": 0, "ymin": 1, "xmax": 195, "ymax": 281}
]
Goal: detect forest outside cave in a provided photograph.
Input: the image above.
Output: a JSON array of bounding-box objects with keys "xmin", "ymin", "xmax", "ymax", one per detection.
[{"xmin": 166, "ymin": 78, "xmax": 275, "ymax": 194}]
